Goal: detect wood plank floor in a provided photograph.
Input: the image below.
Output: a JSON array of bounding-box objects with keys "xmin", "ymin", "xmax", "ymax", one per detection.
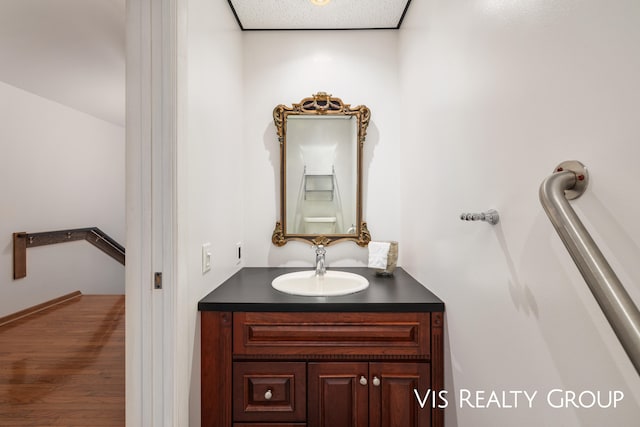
[{"xmin": 0, "ymin": 295, "xmax": 125, "ymax": 426}]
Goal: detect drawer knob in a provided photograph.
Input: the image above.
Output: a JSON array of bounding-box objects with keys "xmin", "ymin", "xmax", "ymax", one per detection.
[
  {"xmin": 359, "ymin": 376, "xmax": 367, "ymax": 386},
  {"xmin": 372, "ymin": 376, "xmax": 381, "ymax": 387},
  {"xmin": 264, "ymin": 389, "xmax": 273, "ymax": 400}
]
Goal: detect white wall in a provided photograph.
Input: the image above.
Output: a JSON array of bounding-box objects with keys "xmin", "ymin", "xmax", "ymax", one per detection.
[
  {"xmin": 399, "ymin": 0, "xmax": 640, "ymax": 425},
  {"xmin": 242, "ymin": 30, "xmax": 402, "ymax": 267},
  {"xmin": 0, "ymin": 81, "xmax": 125, "ymax": 318},
  {"xmin": 183, "ymin": 0, "xmax": 243, "ymax": 424}
]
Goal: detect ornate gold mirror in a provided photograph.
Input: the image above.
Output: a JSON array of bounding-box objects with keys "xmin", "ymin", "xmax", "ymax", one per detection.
[{"xmin": 272, "ymin": 92, "xmax": 371, "ymax": 247}]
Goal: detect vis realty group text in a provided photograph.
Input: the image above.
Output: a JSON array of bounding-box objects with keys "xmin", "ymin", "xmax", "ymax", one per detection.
[{"xmin": 414, "ymin": 388, "xmax": 624, "ymax": 409}]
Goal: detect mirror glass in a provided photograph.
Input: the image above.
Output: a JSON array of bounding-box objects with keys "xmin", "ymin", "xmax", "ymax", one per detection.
[{"xmin": 272, "ymin": 92, "xmax": 371, "ymax": 247}]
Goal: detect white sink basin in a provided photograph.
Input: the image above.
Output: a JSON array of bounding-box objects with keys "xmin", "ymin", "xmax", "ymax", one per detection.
[{"xmin": 272, "ymin": 270, "xmax": 369, "ymax": 296}]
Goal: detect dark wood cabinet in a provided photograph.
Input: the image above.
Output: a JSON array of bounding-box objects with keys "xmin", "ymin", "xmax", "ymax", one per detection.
[
  {"xmin": 307, "ymin": 362, "xmax": 430, "ymax": 427},
  {"xmin": 307, "ymin": 362, "xmax": 369, "ymax": 427},
  {"xmin": 233, "ymin": 362, "xmax": 306, "ymax": 423},
  {"xmin": 369, "ymin": 362, "xmax": 430, "ymax": 427},
  {"xmin": 201, "ymin": 311, "xmax": 444, "ymax": 427}
]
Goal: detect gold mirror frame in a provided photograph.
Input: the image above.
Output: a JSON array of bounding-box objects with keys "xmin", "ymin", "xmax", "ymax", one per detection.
[{"xmin": 272, "ymin": 92, "xmax": 371, "ymax": 247}]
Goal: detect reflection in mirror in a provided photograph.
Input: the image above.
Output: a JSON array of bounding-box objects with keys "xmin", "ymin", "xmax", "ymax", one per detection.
[
  {"xmin": 272, "ymin": 92, "xmax": 371, "ymax": 247},
  {"xmin": 286, "ymin": 116, "xmax": 357, "ymax": 234}
]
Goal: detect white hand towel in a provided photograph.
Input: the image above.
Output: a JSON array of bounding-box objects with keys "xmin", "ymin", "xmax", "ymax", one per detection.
[{"xmin": 368, "ymin": 241, "xmax": 391, "ymax": 269}]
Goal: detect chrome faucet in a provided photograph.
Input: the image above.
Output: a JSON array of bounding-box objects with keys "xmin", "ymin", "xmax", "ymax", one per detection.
[{"xmin": 314, "ymin": 245, "xmax": 326, "ymax": 276}]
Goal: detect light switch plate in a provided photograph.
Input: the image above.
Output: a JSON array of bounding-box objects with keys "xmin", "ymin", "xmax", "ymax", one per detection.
[{"xmin": 202, "ymin": 243, "xmax": 212, "ymax": 273}]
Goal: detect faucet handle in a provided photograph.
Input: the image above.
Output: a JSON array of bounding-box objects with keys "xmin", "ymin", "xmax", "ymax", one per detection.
[{"xmin": 313, "ymin": 244, "xmax": 327, "ymax": 276}]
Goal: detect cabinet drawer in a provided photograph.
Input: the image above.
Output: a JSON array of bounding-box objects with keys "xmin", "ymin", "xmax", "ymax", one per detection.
[
  {"xmin": 233, "ymin": 312, "xmax": 430, "ymax": 358},
  {"xmin": 233, "ymin": 362, "xmax": 306, "ymax": 422},
  {"xmin": 234, "ymin": 424, "xmax": 306, "ymax": 427}
]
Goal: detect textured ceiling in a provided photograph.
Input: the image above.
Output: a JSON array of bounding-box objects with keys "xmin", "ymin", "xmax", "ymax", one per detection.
[{"xmin": 229, "ymin": 0, "xmax": 412, "ymax": 30}]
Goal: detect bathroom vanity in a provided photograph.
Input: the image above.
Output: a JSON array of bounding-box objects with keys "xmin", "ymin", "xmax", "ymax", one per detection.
[{"xmin": 198, "ymin": 267, "xmax": 445, "ymax": 427}]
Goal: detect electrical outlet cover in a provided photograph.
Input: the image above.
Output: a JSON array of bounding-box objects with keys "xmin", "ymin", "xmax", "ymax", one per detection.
[{"xmin": 236, "ymin": 242, "xmax": 242, "ymax": 265}]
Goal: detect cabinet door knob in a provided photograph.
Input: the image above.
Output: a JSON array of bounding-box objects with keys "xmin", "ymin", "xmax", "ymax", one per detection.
[
  {"xmin": 264, "ymin": 389, "xmax": 273, "ymax": 400},
  {"xmin": 372, "ymin": 376, "xmax": 381, "ymax": 387},
  {"xmin": 359, "ymin": 376, "xmax": 367, "ymax": 386}
]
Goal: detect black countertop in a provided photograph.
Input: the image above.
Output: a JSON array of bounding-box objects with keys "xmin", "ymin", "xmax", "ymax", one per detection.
[{"xmin": 198, "ymin": 267, "xmax": 444, "ymax": 312}]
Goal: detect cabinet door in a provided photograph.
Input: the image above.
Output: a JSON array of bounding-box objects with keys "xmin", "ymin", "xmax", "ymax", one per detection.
[
  {"xmin": 308, "ymin": 362, "xmax": 368, "ymax": 427},
  {"xmin": 369, "ymin": 363, "xmax": 430, "ymax": 427}
]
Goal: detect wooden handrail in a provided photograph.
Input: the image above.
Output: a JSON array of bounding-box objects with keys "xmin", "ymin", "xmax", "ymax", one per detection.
[{"xmin": 13, "ymin": 227, "xmax": 125, "ymax": 280}]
